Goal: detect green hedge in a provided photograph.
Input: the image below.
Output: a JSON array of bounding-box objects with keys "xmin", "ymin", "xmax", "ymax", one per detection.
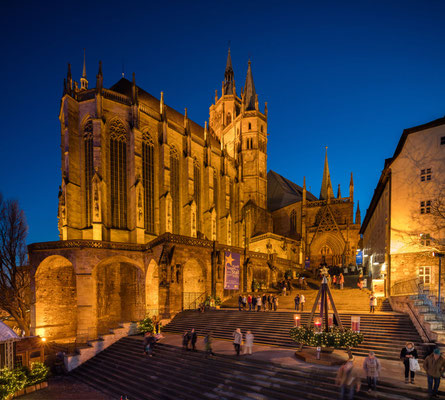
[
  {"xmin": 137, "ymin": 316, "xmax": 154, "ymax": 334},
  {"xmin": 289, "ymin": 326, "xmax": 364, "ymax": 348},
  {"xmin": 0, "ymin": 362, "xmax": 49, "ymax": 400}
]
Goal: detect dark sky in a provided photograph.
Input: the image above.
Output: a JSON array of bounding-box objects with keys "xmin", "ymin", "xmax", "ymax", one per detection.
[{"xmin": 1, "ymin": 0, "xmax": 445, "ymax": 245}]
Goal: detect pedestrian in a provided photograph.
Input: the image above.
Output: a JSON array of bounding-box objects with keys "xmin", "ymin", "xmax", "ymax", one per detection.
[
  {"xmin": 299, "ymin": 276, "xmax": 304, "ymax": 289},
  {"xmin": 294, "ymin": 294, "xmax": 300, "ymax": 311},
  {"xmin": 143, "ymin": 332, "xmax": 156, "ymax": 357},
  {"xmin": 233, "ymin": 328, "xmax": 242, "ymax": 356},
  {"xmin": 400, "ymin": 342, "xmax": 419, "ymax": 384},
  {"xmin": 363, "ymin": 351, "xmax": 381, "ymax": 392},
  {"xmin": 282, "ymin": 285, "xmax": 287, "ymax": 296},
  {"xmin": 369, "ymin": 293, "xmax": 376, "ymax": 313},
  {"xmin": 243, "ymin": 330, "xmax": 254, "ymax": 355},
  {"xmin": 424, "ymin": 348, "xmax": 445, "ymax": 398},
  {"xmin": 332, "ymin": 275, "xmax": 337, "ymax": 288},
  {"xmin": 273, "ymin": 295, "xmax": 278, "ymax": 311},
  {"xmin": 256, "ymin": 295, "xmax": 262, "ymax": 312},
  {"xmin": 336, "ymin": 360, "xmax": 361, "ymax": 400},
  {"xmin": 238, "ymin": 294, "xmax": 243, "ymax": 311},
  {"xmin": 266, "ymin": 294, "xmax": 271, "ymax": 310},
  {"xmin": 339, "ymin": 273, "xmax": 344, "ymax": 290},
  {"xmin": 300, "ymin": 294, "xmax": 305, "ymax": 311},
  {"xmin": 242, "ymin": 295, "xmax": 247, "ymax": 310},
  {"xmin": 252, "ymin": 295, "xmax": 257, "ymax": 310},
  {"xmin": 262, "ymin": 293, "xmax": 267, "ymax": 311},
  {"xmin": 182, "ymin": 330, "xmax": 190, "ymax": 351},
  {"xmin": 190, "ymin": 328, "xmax": 198, "ymax": 351},
  {"xmin": 247, "ymin": 294, "xmax": 252, "ymax": 311},
  {"xmin": 357, "ymin": 275, "xmax": 363, "ymax": 290},
  {"xmin": 204, "ymin": 332, "xmax": 215, "ymax": 357}
]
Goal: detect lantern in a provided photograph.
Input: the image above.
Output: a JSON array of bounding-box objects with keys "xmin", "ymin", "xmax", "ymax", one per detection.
[
  {"xmin": 314, "ymin": 316, "xmax": 322, "ymax": 333},
  {"xmin": 293, "ymin": 314, "xmax": 301, "ymax": 327},
  {"xmin": 351, "ymin": 315, "xmax": 360, "ymax": 332},
  {"xmin": 328, "ymin": 313, "xmax": 334, "ymax": 328}
]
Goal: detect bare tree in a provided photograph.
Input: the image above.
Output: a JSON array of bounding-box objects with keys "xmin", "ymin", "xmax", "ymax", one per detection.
[{"xmin": 0, "ymin": 193, "xmax": 30, "ymax": 335}]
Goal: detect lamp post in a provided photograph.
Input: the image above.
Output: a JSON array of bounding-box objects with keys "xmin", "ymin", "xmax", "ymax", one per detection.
[{"xmin": 433, "ymin": 252, "xmax": 444, "ymax": 312}]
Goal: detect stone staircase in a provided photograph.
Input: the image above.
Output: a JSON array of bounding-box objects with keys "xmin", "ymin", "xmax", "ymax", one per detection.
[
  {"xmin": 162, "ymin": 310, "xmax": 429, "ymax": 361},
  {"xmin": 71, "ymin": 337, "xmax": 431, "ymax": 400}
]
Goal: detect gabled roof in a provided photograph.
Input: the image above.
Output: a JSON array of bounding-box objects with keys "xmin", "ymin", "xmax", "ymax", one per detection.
[
  {"xmin": 267, "ymin": 170, "xmax": 317, "ymax": 212},
  {"xmin": 0, "ymin": 321, "xmax": 19, "ymax": 341}
]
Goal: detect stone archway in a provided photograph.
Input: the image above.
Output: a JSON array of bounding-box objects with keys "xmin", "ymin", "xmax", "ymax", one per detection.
[
  {"xmin": 310, "ymin": 232, "xmax": 345, "ymax": 267},
  {"xmin": 145, "ymin": 259, "xmax": 159, "ymax": 316},
  {"xmin": 93, "ymin": 257, "xmax": 145, "ymax": 335},
  {"xmin": 182, "ymin": 259, "xmax": 206, "ymax": 309},
  {"xmin": 35, "ymin": 255, "xmax": 77, "ymax": 340}
]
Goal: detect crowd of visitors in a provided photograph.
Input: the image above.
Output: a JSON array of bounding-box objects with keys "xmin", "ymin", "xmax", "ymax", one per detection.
[{"xmin": 238, "ymin": 293, "xmax": 281, "ymax": 311}]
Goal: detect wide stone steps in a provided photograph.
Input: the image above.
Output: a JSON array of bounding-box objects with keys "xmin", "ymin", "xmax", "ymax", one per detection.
[
  {"xmin": 71, "ymin": 337, "xmax": 430, "ymax": 400},
  {"xmin": 162, "ymin": 310, "xmax": 429, "ymax": 361}
]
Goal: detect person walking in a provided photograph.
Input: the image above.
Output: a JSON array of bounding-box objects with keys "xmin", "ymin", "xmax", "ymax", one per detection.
[
  {"xmin": 204, "ymin": 332, "xmax": 215, "ymax": 357},
  {"xmin": 143, "ymin": 332, "xmax": 154, "ymax": 357},
  {"xmin": 182, "ymin": 330, "xmax": 190, "ymax": 351},
  {"xmin": 332, "ymin": 275, "xmax": 337, "ymax": 288},
  {"xmin": 256, "ymin": 295, "xmax": 262, "ymax": 312},
  {"xmin": 190, "ymin": 328, "xmax": 198, "ymax": 351},
  {"xmin": 336, "ymin": 360, "xmax": 361, "ymax": 399},
  {"xmin": 273, "ymin": 295, "xmax": 278, "ymax": 311},
  {"xmin": 424, "ymin": 348, "xmax": 445, "ymax": 398},
  {"xmin": 243, "ymin": 330, "xmax": 254, "ymax": 355},
  {"xmin": 339, "ymin": 273, "xmax": 345, "ymax": 290},
  {"xmin": 233, "ymin": 328, "xmax": 242, "ymax": 356},
  {"xmin": 238, "ymin": 295, "xmax": 243, "ymax": 311},
  {"xmin": 400, "ymin": 342, "xmax": 419, "ymax": 384},
  {"xmin": 294, "ymin": 294, "xmax": 300, "ymax": 311},
  {"xmin": 363, "ymin": 351, "xmax": 381, "ymax": 392},
  {"xmin": 247, "ymin": 294, "xmax": 252, "ymax": 311},
  {"xmin": 242, "ymin": 295, "xmax": 247, "ymax": 310},
  {"xmin": 369, "ymin": 293, "xmax": 376, "ymax": 313},
  {"xmin": 252, "ymin": 294, "xmax": 257, "ymax": 310},
  {"xmin": 300, "ymin": 294, "xmax": 306, "ymax": 311}
]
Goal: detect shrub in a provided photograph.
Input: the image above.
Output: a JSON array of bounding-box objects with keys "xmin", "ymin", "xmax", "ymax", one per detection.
[
  {"xmin": 289, "ymin": 326, "xmax": 364, "ymax": 348},
  {"xmin": 27, "ymin": 362, "xmax": 49, "ymax": 385},
  {"xmin": 137, "ymin": 316, "xmax": 154, "ymax": 334}
]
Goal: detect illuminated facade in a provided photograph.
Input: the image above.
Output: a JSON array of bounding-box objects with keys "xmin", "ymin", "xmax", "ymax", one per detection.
[
  {"xmin": 28, "ymin": 51, "xmax": 360, "ymax": 340},
  {"xmin": 361, "ymin": 117, "xmax": 445, "ymax": 295}
]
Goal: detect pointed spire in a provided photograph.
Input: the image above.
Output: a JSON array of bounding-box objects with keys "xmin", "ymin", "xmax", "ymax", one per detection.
[
  {"xmin": 320, "ymin": 147, "xmax": 334, "ymax": 200},
  {"xmin": 337, "ymin": 184, "xmax": 341, "ymax": 198},
  {"xmin": 302, "ymin": 176, "xmax": 307, "ymax": 205},
  {"xmin": 355, "ymin": 201, "xmax": 361, "ymax": 225},
  {"xmin": 131, "ymin": 72, "xmax": 138, "ymax": 104},
  {"xmin": 223, "ymin": 48, "xmax": 235, "ymax": 96},
  {"xmin": 243, "ymin": 60, "xmax": 256, "ymax": 111},
  {"xmin": 66, "ymin": 63, "xmax": 73, "ymax": 93},
  {"xmin": 82, "ymin": 49, "xmax": 87, "ymax": 78},
  {"xmin": 96, "ymin": 61, "xmax": 103, "ymax": 91},
  {"xmin": 349, "ymin": 172, "xmax": 354, "ymax": 201},
  {"xmin": 80, "ymin": 49, "xmax": 88, "ymax": 90}
]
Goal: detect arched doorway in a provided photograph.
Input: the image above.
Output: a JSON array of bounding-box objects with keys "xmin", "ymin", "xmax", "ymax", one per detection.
[
  {"xmin": 145, "ymin": 259, "xmax": 159, "ymax": 317},
  {"xmin": 35, "ymin": 255, "xmax": 77, "ymax": 340},
  {"xmin": 93, "ymin": 257, "xmax": 144, "ymax": 335},
  {"xmin": 310, "ymin": 232, "xmax": 345, "ymax": 268},
  {"xmin": 182, "ymin": 259, "xmax": 206, "ymax": 309}
]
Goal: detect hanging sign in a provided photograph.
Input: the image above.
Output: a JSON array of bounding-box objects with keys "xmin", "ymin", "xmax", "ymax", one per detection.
[
  {"xmin": 356, "ymin": 250, "xmax": 363, "ymax": 265},
  {"xmin": 224, "ymin": 251, "xmax": 240, "ymax": 290}
]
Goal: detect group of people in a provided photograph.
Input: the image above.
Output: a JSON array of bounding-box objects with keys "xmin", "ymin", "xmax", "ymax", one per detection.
[
  {"xmin": 182, "ymin": 328, "xmax": 198, "ymax": 351},
  {"xmin": 293, "ymin": 293, "xmax": 306, "ymax": 311},
  {"xmin": 232, "ymin": 328, "xmax": 255, "ymax": 355},
  {"xmin": 337, "ymin": 342, "xmax": 445, "ymax": 399},
  {"xmin": 238, "ymin": 293, "xmax": 280, "ymax": 311}
]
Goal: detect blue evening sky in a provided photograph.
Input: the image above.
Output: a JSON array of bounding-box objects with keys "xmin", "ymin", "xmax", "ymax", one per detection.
[{"xmin": 1, "ymin": 0, "xmax": 445, "ymax": 245}]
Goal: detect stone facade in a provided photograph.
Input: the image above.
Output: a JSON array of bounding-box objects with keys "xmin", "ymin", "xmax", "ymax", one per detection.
[
  {"xmin": 28, "ymin": 52, "xmax": 361, "ymax": 340},
  {"xmin": 361, "ymin": 117, "xmax": 445, "ymax": 296}
]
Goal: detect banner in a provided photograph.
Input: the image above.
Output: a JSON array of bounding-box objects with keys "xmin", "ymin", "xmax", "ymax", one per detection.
[
  {"xmin": 356, "ymin": 250, "xmax": 363, "ymax": 265},
  {"xmin": 224, "ymin": 251, "xmax": 240, "ymax": 290}
]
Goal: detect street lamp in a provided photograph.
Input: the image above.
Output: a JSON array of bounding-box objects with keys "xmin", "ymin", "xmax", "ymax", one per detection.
[{"xmin": 433, "ymin": 252, "xmax": 445, "ymax": 312}]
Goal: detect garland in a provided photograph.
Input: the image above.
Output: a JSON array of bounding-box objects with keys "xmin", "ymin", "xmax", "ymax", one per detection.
[{"xmin": 289, "ymin": 326, "xmax": 364, "ymax": 348}]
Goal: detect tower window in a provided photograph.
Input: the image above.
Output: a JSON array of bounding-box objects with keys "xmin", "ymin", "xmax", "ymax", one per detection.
[
  {"xmin": 420, "ymin": 200, "xmax": 431, "ymax": 214},
  {"xmin": 261, "ymin": 125, "xmax": 263, "ymax": 133},
  {"xmin": 248, "ymin": 123, "xmax": 251, "ymax": 130},
  {"xmin": 290, "ymin": 209, "xmax": 297, "ymax": 234},
  {"xmin": 420, "ymin": 168, "xmax": 432, "ymax": 182},
  {"xmin": 420, "ymin": 233, "xmax": 431, "ymax": 246},
  {"xmin": 441, "ymin": 136, "xmax": 445, "ymax": 145},
  {"xmin": 109, "ymin": 119, "xmax": 127, "ymax": 229},
  {"xmin": 170, "ymin": 147, "xmax": 180, "ymax": 234},
  {"xmin": 142, "ymin": 133, "xmax": 155, "ymax": 233},
  {"xmin": 194, "ymin": 160, "xmax": 201, "ymax": 231},
  {"xmin": 83, "ymin": 119, "xmax": 93, "ymax": 227}
]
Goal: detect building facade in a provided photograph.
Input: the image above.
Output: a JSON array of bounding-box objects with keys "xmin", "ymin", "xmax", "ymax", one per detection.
[
  {"xmin": 28, "ymin": 51, "xmax": 360, "ymax": 341},
  {"xmin": 361, "ymin": 118, "xmax": 445, "ymax": 296}
]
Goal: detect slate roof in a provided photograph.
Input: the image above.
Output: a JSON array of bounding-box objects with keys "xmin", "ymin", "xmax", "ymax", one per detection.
[
  {"xmin": 267, "ymin": 170, "xmax": 318, "ymax": 212},
  {"xmin": 0, "ymin": 321, "xmax": 19, "ymax": 341}
]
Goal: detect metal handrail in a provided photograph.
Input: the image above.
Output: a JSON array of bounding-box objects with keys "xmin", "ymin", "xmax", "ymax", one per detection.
[
  {"xmin": 391, "ymin": 277, "xmax": 422, "ymax": 296},
  {"xmin": 405, "ymin": 301, "xmax": 433, "ymax": 343},
  {"xmin": 183, "ymin": 292, "xmax": 207, "ymax": 310}
]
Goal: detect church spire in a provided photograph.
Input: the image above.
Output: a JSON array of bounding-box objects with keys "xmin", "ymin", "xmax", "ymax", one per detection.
[
  {"xmin": 223, "ymin": 48, "xmax": 235, "ymax": 96},
  {"xmin": 80, "ymin": 49, "xmax": 88, "ymax": 90},
  {"xmin": 349, "ymin": 172, "xmax": 354, "ymax": 201},
  {"xmin": 319, "ymin": 147, "xmax": 334, "ymax": 200},
  {"xmin": 355, "ymin": 201, "xmax": 361, "ymax": 225},
  {"xmin": 243, "ymin": 60, "xmax": 256, "ymax": 111},
  {"xmin": 96, "ymin": 60, "xmax": 103, "ymax": 91},
  {"xmin": 337, "ymin": 184, "xmax": 341, "ymax": 199}
]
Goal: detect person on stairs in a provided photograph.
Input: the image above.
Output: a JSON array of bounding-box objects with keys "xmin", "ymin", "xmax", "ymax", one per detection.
[
  {"xmin": 363, "ymin": 351, "xmax": 381, "ymax": 393},
  {"xmin": 369, "ymin": 293, "xmax": 377, "ymax": 313},
  {"xmin": 300, "ymin": 294, "xmax": 305, "ymax": 311},
  {"xmin": 143, "ymin": 332, "xmax": 157, "ymax": 357},
  {"xmin": 247, "ymin": 294, "xmax": 252, "ymax": 311},
  {"xmin": 256, "ymin": 295, "xmax": 262, "ymax": 312},
  {"xmin": 190, "ymin": 328, "xmax": 198, "ymax": 351},
  {"xmin": 238, "ymin": 295, "xmax": 243, "ymax": 311},
  {"xmin": 204, "ymin": 332, "xmax": 215, "ymax": 357},
  {"xmin": 400, "ymin": 342, "xmax": 419, "ymax": 384},
  {"xmin": 336, "ymin": 360, "xmax": 361, "ymax": 400},
  {"xmin": 233, "ymin": 328, "xmax": 242, "ymax": 356},
  {"xmin": 182, "ymin": 330, "xmax": 190, "ymax": 351},
  {"xmin": 243, "ymin": 330, "xmax": 254, "ymax": 355},
  {"xmin": 339, "ymin": 273, "xmax": 345, "ymax": 290},
  {"xmin": 252, "ymin": 294, "xmax": 257, "ymax": 310},
  {"xmin": 423, "ymin": 348, "xmax": 445, "ymax": 398},
  {"xmin": 273, "ymin": 295, "xmax": 278, "ymax": 311},
  {"xmin": 294, "ymin": 294, "xmax": 300, "ymax": 311}
]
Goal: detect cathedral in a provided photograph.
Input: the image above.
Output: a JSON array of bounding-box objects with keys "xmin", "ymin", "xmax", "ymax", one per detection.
[{"xmin": 28, "ymin": 50, "xmax": 361, "ymax": 341}]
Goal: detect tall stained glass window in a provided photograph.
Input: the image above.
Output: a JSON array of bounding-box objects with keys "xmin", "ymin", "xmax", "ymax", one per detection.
[
  {"xmin": 170, "ymin": 147, "xmax": 180, "ymax": 234},
  {"xmin": 83, "ymin": 119, "xmax": 94, "ymax": 227},
  {"xmin": 142, "ymin": 133, "xmax": 155, "ymax": 233}
]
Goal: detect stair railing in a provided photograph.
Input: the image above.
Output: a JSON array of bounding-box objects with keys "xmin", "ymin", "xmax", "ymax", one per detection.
[
  {"xmin": 405, "ymin": 301, "xmax": 434, "ymax": 343},
  {"xmin": 391, "ymin": 277, "xmax": 422, "ymax": 296},
  {"xmin": 183, "ymin": 292, "xmax": 207, "ymax": 310}
]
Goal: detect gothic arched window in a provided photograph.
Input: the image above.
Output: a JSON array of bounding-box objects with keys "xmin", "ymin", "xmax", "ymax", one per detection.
[
  {"xmin": 83, "ymin": 119, "xmax": 94, "ymax": 227},
  {"xmin": 109, "ymin": 119, "xmax": 127, "ymax": 229},
  {"xmin": 213, "ymin": 169, "xmax": 218, "ymax": 208},
  {"xmin": 170, "ymin": 147, "xmax": 180, "ymax": 234},
  {"xmin": 290, "ymin": 209, "xmax": 297, "ymax": 234},
  {"xmin": 142, "ymin": 132, "xmax": 155, "ymax": 233},
  {"xmin": 226, "ymin": 113, "xmax": 231, "ymax": 125},
  {"xmin": 194, "ymin": 159, "xmax": 201, "ymax": 230}
]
